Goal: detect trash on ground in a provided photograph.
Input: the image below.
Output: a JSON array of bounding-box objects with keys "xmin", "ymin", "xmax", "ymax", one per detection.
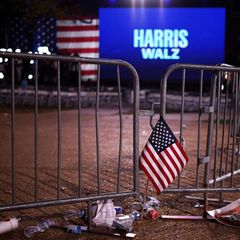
[
  {"xmin": 24, "ymin": 219, "xmax": 56, "ymax": 238},
  {"xmin": 132, "ymin": 202, "xmax": 143, "ymax": 212},
  {"xmin": 66, "ymin": 224, "xmax": 87, "ymax": 234},
  {"xmin": 85, "ymin": 228, "xmax": 137, "ymax": 238},
  {"xmin": 144, "ymin": 207, "xmax": 161, "ymax": 220},
  {"xmin": 114, "ymin": 206, "xmax": 123, "ymax": 214},
  {"xmin": 161, "ymin": 215, "xmax": 204, "ymax": 220},
  {"xmin": 63, "ymin": 209, "xmax": 87, "ymax": 221},
  {"xmin": 114, "ymin": 232, "xmax": 136, "ymax": 238},
  {"xmin": 132, "ymin": 195, "xmax": 161, "ymax": 220},
  {"xmin": 0, "ymin": 217, "xmax": 20, "ymax": 235},
  {"xmin": 145, "ymin": 196, "xmax": 160, "ymax": 208},
  {"xmin": 92, "ymin": 199, "xmax": 116, "ymax": 228},
  {"xmin": 60, "ymin": 186, "xmax": 67, "ymax": 191},
  {"xmin": 194, "ymin": 201, "xmax": 204, "ymax": 208},
  {"xmin": 131, "ymin": 211, "xmax": 141, "ymax": 221},
  {"xmin": 207, "ymin": 198, "xmax": 240, "ymax": 227},
  {"xmin": 22, "ymin": 196, "xmax": 150, "ymax": 238},
  {"xmin": 113, "ymin": 213, "xmax": 135, "ymax": 232}
]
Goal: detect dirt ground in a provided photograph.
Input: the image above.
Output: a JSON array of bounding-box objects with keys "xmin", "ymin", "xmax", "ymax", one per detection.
[{"xmin": 0, "ymin": 107, "xmax": 240, "ymax": 240}]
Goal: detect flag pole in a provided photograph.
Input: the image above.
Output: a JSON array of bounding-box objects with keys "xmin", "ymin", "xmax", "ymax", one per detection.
[
  {"xmin": 140, "ymin": 178, "xmax": 150, "ymax": 220},
  {"xmin": 144, "ymin": 178, "xmax": 150, "ymax": 203}
]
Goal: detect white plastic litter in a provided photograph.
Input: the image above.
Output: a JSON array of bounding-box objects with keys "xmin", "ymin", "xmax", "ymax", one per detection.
[
  {"xmin": 0, "ymin": 217, "xmax": 19, "ymax": 235},
  {"xmin": 92, "ymin": 199, "xmax": 116, "ymax": 228}
]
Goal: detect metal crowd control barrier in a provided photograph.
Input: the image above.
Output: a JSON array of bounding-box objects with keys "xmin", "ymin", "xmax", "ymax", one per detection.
[
  {"xmin": 0, "ymin": 52, "xmax": 139, "ymax": 227},
  {"xmin": 160, "ymin": 63, "xmax": 240, "ymax": 213}
]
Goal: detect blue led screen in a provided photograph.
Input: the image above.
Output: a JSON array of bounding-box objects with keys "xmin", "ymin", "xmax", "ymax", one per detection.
[{"xmin": 99, "ymin": 8, "xmax": 226, "ymax": 82}]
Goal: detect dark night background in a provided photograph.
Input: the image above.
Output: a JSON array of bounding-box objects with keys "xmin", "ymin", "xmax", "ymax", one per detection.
[
  {"xmin": 0, "ymin": 0, "xmax": 240, "ymax": 65},
  {"xmin": 0, "ymin": 0, "xmax": 239, "ymax": 89}
]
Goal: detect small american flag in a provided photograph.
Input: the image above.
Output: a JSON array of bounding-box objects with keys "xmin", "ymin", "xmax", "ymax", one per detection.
[
  {"xmin": 139, "ymin": 117, "xmax": 189, "ymax": 193},
  {"xmin": 56, "ymin": 18, "xmax": 99, "ymax": 81}
]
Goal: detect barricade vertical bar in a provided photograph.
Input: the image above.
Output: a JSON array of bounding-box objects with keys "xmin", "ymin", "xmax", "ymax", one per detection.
[
  {"xmin": 87, "ymin": 200, "xmax": 93, "ymax": 230},
  {"xmin": 234, "ymin": 74, "xmax": 238, "ymax": 177},
  {"xmin": 78, "ymin": 62, "xmax": 82, "ymax": 197},
  {"xmin": 180, "ymin": 69, "xmax": 186, "ymax": 146},
  {"xmin": 204, "ymin": 74, "xmax": 217, "ymax": 214},
  {"xmin": 133, "ymin": 65, "xmax": 139, "ymax": 193},
  {"xmin": 219, "ymin": 73, "xmax": 229, "ymax": 183},
  {"xmin": 161, "ymin": 74, "xmax": 167, "ymax": 117},
  {"xmin": 95, "ymin": 64, "xmax": 101, "ymax": 195},
  {"xmin": 57, "ymin": 60, "xmax": 61, "ymax": 199},
  {"xmin": 11, "ymin": 58, "xmax": 16, "ymax": 205},
  {"xmin": 236, "ymin": 73, "xmax": 240, "ymax": 171},
  {"xmin": 117, "ymin": 65, "xmax": 123, "ymax": 193},
  {"xmin": 219, "ymin": 72, "xmax": 228, "ymax": 202},
  {"xmin": 225, "ymin": 91, "xmax": 233, "ymax": 175},
  {"xmin": 34, "ymin": 59, "xmax": 39, "ymax": 201},
  {"xmin": 227, "ymin": 78, "xmax": 235, "ymax": 180},
  {"xmin": 178, "ymin": 69, "xmax": 186, "ymax": 187},
  {"xmin": 235, "ymin": 72, "xmax": 239, "ymax": 172},
  {"xmin": 196, "ymin": 70, "xmax": 204, "ymax": 188},
  {"xmin": 213, "ymin": 72, "xmax": 221, "ymax": 187},
  {"xmin": 230, "ymin": 75, "xmax": 238, "ymax": 186}
]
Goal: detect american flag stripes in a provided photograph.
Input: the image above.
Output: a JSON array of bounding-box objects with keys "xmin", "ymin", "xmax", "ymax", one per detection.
[
  {"xmin": 139, "ymin": 117, "xmax": 189, "ymax": 193},
  {"xmin": 56, "ymin": 18, "xmax": 99, "ymax": 81}
]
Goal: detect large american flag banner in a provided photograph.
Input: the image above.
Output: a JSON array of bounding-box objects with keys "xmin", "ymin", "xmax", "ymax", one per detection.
[
  {"xmin": 139, "ymin": 117, "xmax": 189, "ymax": 193},
  {"xmin": 56, "ymin": 18, "xmax": 99, "ymax": 81},
  {"xmin": 9, "ymin": 17, "xmax": 99, "ymax": 81}
]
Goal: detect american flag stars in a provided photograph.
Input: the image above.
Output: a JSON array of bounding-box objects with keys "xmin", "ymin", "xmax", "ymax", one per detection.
[
  {"xmin": 35, "ymin": 17, "xmax": 57, "ymax": 53},
  {"xmin": 149, "ymin": 120, "xmax": 176, "ymax": 152}
]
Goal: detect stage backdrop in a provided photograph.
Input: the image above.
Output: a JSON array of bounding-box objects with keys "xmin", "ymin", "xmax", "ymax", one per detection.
[{"xmin": 99, "ymin": 8, "xmax": 226, "ymax": 83}]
